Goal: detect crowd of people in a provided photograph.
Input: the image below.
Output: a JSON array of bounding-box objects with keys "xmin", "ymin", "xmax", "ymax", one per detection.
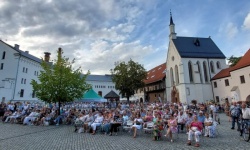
[{"xmin": 0, "ymin": 100, "xmax": 249, "ymax": 147}]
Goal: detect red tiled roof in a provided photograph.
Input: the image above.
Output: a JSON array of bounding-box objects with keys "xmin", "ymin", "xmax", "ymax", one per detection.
[
  {"xmin": 212, "ymin": 49, "xmax": 250, "ymax": 80},
  {"xmin": 211, "ymin": 67, "xmax": 232, "ymax": 80},
  {"xmin": 144, "ymin": 63, "xmax": 166, "ymax": 84},
  {"xmin": 231, "ymin": 49, "xmax": 250, "ymax": 71}
]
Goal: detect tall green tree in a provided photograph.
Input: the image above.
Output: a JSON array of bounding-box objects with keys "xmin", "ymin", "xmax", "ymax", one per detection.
[
  {"xmin": 31, "ymin": 48, "xmax": 91, "ymax": 113},
  {"xmin": 111, "ymin": 59, "xmax": 147, "ymax": 102},
  {"xmin": 227, "ymin": 55, "xmax": 242, "ymax": 67}
]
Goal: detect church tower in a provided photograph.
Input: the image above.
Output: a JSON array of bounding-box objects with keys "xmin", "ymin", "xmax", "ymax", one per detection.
[{"xmin": 169, "ymin": 12, "xmax": 177, "ymax": 39}]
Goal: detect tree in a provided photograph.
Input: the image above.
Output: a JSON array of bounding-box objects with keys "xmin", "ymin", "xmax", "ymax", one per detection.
[
  {"xmin": 111, "ymin": 59, "xmax": 147, "ymax": 102},
  {"xmin": 31, "ymin": 48, "xmax": 91, "ymax": 113},
  {"xmin": 227, "ymin": 55, "xmax": 242, "ymax": 67}
]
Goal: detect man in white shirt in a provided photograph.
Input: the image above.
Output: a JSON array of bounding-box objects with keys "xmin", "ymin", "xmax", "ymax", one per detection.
[
  {"xmin": 209, "ymin": 103, "xmax": 217, "ymax": 120},
  {"xmin": 240, "ymin": 102, "xmax": 250, "ymax": 136},
  {"xmin": 177, "ymin": 111, "xmax": 186, "ymax": 132}
]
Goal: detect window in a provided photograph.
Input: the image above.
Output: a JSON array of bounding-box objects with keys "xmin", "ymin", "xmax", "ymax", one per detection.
[
  {"xmin": 197, "ymin": 61, "xmax": 203, "ymax": 83},
  {"xmin": 213, "ymin": 82, "xmax": 217, "ymax": 88},
  {"xmin": 210, "ymin": 61, "xmax": 215, "ymax": 73},
  {"xmin": 24, "ymin": 79, "xmax": 26, "ymax": 84},
  {"xmin": 32, "ymin": 90, "xmax": 36, "ymax": 98},
  {"xmin": 215, "ymin": 96, "xmax": 220, "ymax": 103},
  {"xmin": 21, "ymin": 78, "xmax": 23, "ymax": 84},
  {"xmin": 25, "ymin": 68, "xmax": 28, "ymax": 73},
  {"xmin": 175, "ymin": 65, "xmax": 179, "ymax": 84},
  {"xmin": 34, "ymin": 71, "xmax": 36, "ymax": 75},
  {"xmin": 23, "ymin": 67, "xmax": 25, "ymax": 72},
  {"xmin": 188, "ymin": 61, "xmax": 194, "ymax": 83},
  {"xmin": 216, "ymin": 61, "xmax": 221, "ymax": 69},
  {"xmin": 20, "ymin": 89, "xmax": 24, "ymax": 97},
  {"xmin": 170, "ymin": 67, "xmax": 174, "ymax": 86},
  {"xmin": 240, "ymin": 75, "xmax": 245, "ymax": 84},
  {"xmin": 203, "ymin": 61, "xmax": 208, "ymax": 82},
  {"xmin": 186, "ymin": 87, "xmax": 190, "ymax": 95},
  {"xmin": 0, "ymin": 63, "xmax": 3, "ymax": 70},
  {"xmin": 225, "ymin": 79, "xmax": 229, "ymax": 86},
  {"xmin": 2, "ymin": 51, "xmax": 6, "ymax": 59},
  {"xmin": 98, "ymin": 91, "xmax": 102, "ymax": 97}
]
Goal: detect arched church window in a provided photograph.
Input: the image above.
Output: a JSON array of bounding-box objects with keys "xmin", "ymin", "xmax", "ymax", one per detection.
[
  {"xmin": 203, "ymin": 61, "xmax": 208, "ymax": 82},
  {"xmin": 2, "ymin": 51, "xmax": 6, "ymax": 59},
  {"xmin": 210, "ymin": 61, "xmax": 215, "ymax": 73},
  {"xmin": 197, "ymin": 61, "xmax": 203, "ymax": 83},
  {"xmin": 175, "ymin": 65, "xmax": 179, "ymax": 84},
  {"xmin": 216, "ymin": 61, "xmax": 221, "ymax": 69},
  {"xmin": 170, "ymin": 67, "xmax": 174, "ymax": 86},
  {"xmin": 188, "ymin": 61, "xmax": 194, "ymax": 83}
]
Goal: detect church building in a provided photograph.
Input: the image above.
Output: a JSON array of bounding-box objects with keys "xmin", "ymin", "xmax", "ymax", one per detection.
[{"xmin": 165, "ymin": 13, "xmax": 227, "ymax": 104}]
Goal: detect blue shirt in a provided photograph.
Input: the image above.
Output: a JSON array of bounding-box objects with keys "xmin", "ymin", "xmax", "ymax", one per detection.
[{"xmin": 198, "ymin": 115, "xmax": 205, "ymax": 123}]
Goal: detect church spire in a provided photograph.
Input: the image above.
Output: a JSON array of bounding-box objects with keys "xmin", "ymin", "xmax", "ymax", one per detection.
[
  {"xmin": 170, "ymin": 11, "xmax": 174, "ymax": 25},
  {"xmin": 169, "ymin": 10, "xmax": 176, "ymax": 39}
]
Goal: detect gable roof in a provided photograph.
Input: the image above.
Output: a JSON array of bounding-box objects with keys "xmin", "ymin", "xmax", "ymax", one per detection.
[
  {"xmin": 104, "ymin": 90, "xmax": 120, "ymax": 98},
  {"xmin": 0, "ymin": 40, "xmax": 42, "ymax": 63},
  {"xmin": 145, "ymin": 63, "xmax": 166, "ymax": 84},
  {"xmin": 172, "ymin": 37, "xmax": 226, "ymax": 58},
  {"xmin": 86, "ymin": 74, "xmax": 113, "ymax": 82},
  {"xmin": 231, "ymin": 49, "xmax": 250, "ymax": 71},
  {"xmin": 212, "ymin": 49, "xmax": 250, "ymax": 80},
  {"xmin": 211, "ymin": 67, "xmax": 232, "ymax": 80}
]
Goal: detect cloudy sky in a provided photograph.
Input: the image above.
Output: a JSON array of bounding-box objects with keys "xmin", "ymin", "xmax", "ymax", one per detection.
[{"xmin": 0, "ymin": 0, "xmax": 250, "ymax": 74}]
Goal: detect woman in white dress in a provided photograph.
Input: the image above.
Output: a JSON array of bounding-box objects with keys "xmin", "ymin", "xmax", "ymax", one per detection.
[{"xmin": 131, "ymin": 113, "xmax": 143, "ymax": 138}]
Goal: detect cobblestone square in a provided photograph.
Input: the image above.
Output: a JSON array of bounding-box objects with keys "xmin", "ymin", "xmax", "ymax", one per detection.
[{"xmin": 0, "ymin": 114, "xmax": 249, "ymax": 150}]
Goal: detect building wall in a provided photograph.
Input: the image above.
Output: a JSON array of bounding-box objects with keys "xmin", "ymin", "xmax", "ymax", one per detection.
[
  {"xmin": 0, "ymin": 41, "xmax": 42, "ymax": 102},
  {"xmin": 166, "ymin": 40, "xmax": 227, "ymax": 104},
  {"xmin": 0, "ymin": 42, "xmax": 19, "ymax": 102},
  {"xmin": 86, "ymin": 80, "xmax": 121, "ymax": 98},
  {"xmin": 213, "ymin": 66, "xmax": 250, "ymax": 104},
  {"xmin": 14, "ymin": 56, "xmax": 42, "ymax": 101}
]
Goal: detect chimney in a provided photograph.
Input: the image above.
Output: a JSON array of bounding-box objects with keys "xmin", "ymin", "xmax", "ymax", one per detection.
[
  {"xmin": 44, "ymin": 52, "xmax": 51, "ymax": 62},
  {"xmin": 14, "ymin": 44, "xmax": 19, "ymax": 50},
  {"xmin": 25, "ymin": 51, "xmax": 29, "ymax": 54}
]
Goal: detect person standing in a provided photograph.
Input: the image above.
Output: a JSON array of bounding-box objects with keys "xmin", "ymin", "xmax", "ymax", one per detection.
[
  {"xmin": 240, "ymin": 102, "xmax": 250, "ymax": 136},
  {"xmin": 229, "ymin": 102, "xmax": 241, "ymax": 130}
]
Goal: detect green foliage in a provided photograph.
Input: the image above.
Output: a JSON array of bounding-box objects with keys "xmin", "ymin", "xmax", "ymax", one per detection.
[
  {"xmin": 111, "ymin": 59, "xmax": 147, "ymax": 101},
  {"xmin": 227, "ymin": 55, "xmax": 242, "ymax": 67},
  {"xmin": 31, "ymin": 48, "xmax": 91, "ymax": 103}
]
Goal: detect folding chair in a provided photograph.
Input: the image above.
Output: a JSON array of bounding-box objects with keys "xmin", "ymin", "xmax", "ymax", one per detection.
[
  {"xmin": 143, "ymin": 122, "xmax": 154, "ymax": 134},
  {"xmin": 123, "ymin": 120, "xmax": 133, "ymax": 133}
]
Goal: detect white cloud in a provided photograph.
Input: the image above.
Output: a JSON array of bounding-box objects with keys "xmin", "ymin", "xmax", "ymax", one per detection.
[
  {"xmin": 225, "ymin": 22, "xmax": 238, "ymax": 39},
  {"xmin": 243, "ymin": 12, "xmax": 250, "ymax": 30},
  {"xmin": 219, "ymin": 22, "xmax": 238, "ymax": 40},
  {"xmin": 72, "ymin": 40, "xmax": 153, "ymax": 74}
]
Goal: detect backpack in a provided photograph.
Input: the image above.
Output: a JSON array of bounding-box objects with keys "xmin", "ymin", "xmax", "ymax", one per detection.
[{"xmin": 231, "ymin": 107, "xmax": 240, "ymax": 117}]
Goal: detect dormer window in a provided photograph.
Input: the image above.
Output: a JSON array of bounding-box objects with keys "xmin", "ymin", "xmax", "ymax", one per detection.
[{"xmin": 194, "ymin": 38, "xmax": 200, "ymax": 46}]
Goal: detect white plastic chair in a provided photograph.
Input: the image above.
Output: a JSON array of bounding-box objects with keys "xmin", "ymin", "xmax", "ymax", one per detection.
[
  {"xmin": 123, "ymin": 120, "xmax": 133, "ymax": 133},
  {"xmin": 143, "ymin": 122, "xmax": 154, "ymax": 134}
]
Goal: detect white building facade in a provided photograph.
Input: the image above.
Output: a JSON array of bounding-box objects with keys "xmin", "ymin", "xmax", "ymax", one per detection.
[
  {"xmin": 85, "ymin": 74, "xmax": 121, "ymax": 99},
  {"xmin": 165, "ymin": 14, "xmax": 227, "ymax": 104},
  {"xmin": 0, "ymin": 40, "xmax": 45, "ymax": 102},
  {"xmin": 211, "ymin": 49, "xmax": 250, "ymax": 104}
]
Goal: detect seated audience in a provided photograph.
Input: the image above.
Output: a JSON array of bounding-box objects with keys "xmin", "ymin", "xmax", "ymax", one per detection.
[{"xmin": 187, "ymin": 115, "xmax": 203, "ymax": 147}]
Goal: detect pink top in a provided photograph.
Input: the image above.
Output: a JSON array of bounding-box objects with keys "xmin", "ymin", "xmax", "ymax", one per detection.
[
  {"xmin": 145, "ymin": 116, "xmax": 153, "ymax": 122},
  {"xmin": 190, "ymin": 121, "xmax": 202, "ymax": 131}
]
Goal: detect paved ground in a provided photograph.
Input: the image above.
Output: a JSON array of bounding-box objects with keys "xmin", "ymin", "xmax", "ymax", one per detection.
[{"xmin": 0, "ymin": 114, "xmax": 249, "ymax": 150}]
